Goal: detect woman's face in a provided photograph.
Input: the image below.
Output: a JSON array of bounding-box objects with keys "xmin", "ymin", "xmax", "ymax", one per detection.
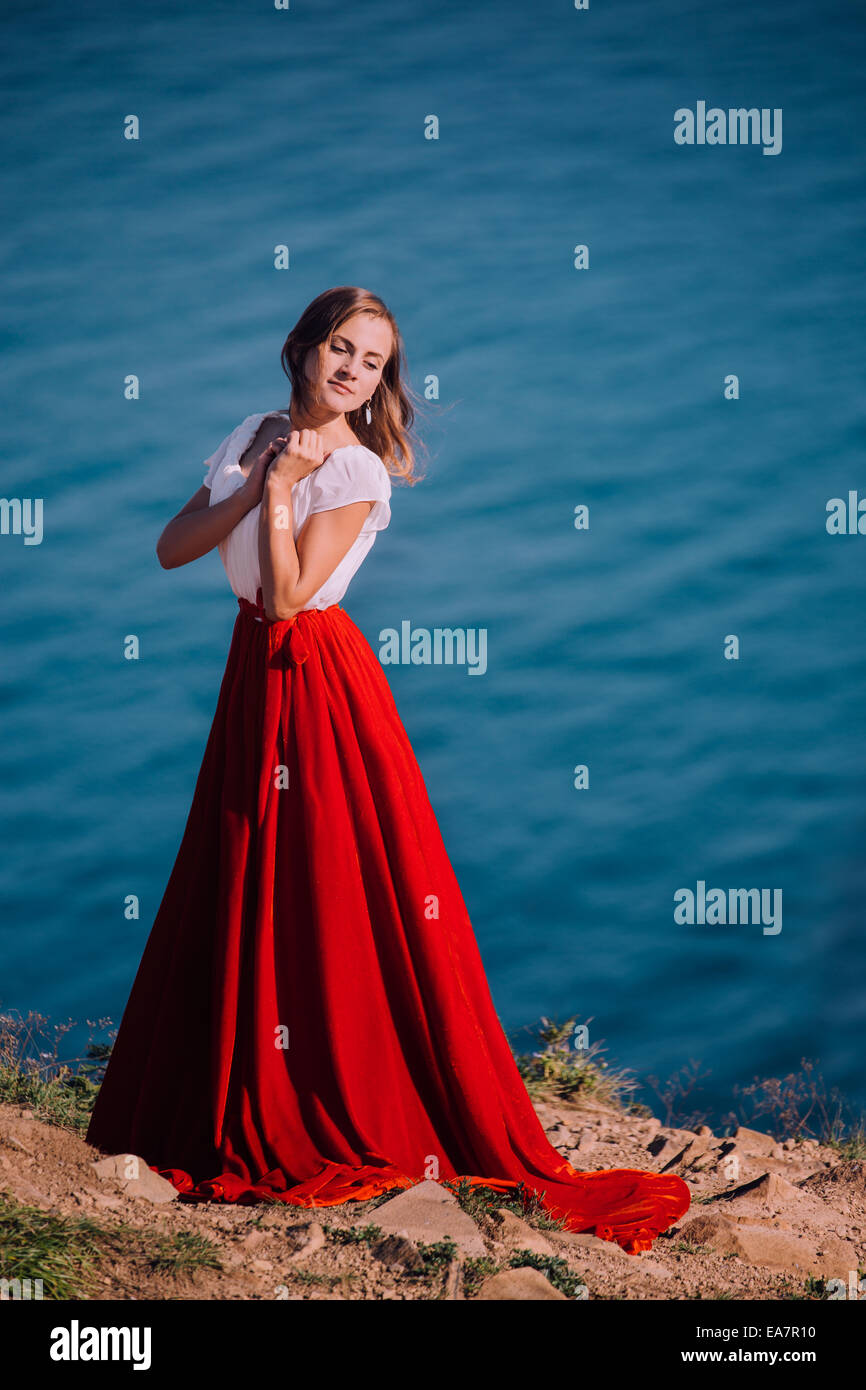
[{"xmin": 308, "ymin": 312, "xmax": 393, "ymax": 415}]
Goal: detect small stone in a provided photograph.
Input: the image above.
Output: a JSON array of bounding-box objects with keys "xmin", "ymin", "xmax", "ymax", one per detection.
[
  {"xmin": 562, "ymin": 1231, "xmax": 631, "ymax": 1261},
  {"xmin": 371, "ymin": 1234, "xmax": 425, "ymax": 1273},
  {"xmin": 92, "ymin": 1154, "xmax": 178, "ymax": 1205},
  {"xmin": 475, "ymin": 1267, "xmax": 568, "ymax": 1300},
  {"xmin": 363, "ymin": 1180, "xmax": 486, "ymax": 1258},
  {"xmin": 92, "ymin": 1193, "xmax": 123, "ymax": 1212},
  {"xmin": 732, "ymin": 1127, "xmax": 778, "ymax": 1158},
  {"xmin": 546, "ymin": 1125, "xmax": 573, "ymax": 1147},
  {"xmin": 493, "ymin": 1210, "xmax": 555, "ymax": 1257},
  {"xmin": 718, "ymin": 1171, "xmax": 804, "ymax": 1209},
  {"xmin": 681, "ymin": 1213, "xmax": 856, "ymax": 1278},
  {"xmin": 286, "ymin": 1221, "xmax": 326, "ymax": 1261},
  {"xmin": 648, "ymin": 1138, "xmax": 689, "ymax": 1168},
  {"xmin": 660, "ymin": 1134, "xmax": 712, "ymax": 1173},
  {"xmin": 10, "ymin": 1178, "xmax": 52, "ymax": 1205},
  {"xmin": 0, "ymin": 1133, "xmax": 34, "ymax": 1156}
]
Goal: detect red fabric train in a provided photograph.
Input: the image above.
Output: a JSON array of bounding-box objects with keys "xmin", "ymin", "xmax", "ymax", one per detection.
[{"xmin": 86, "ymin": 595, "xmax": 690, "ymax": 1254}]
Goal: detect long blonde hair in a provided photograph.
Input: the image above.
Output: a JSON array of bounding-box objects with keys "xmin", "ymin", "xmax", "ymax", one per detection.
[{"xmin": 281, "ymin": 287, "xmax": 427, "ymax": 484}]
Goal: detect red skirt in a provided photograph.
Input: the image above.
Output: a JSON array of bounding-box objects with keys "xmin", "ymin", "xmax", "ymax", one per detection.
[{"xmin": 86, "ymin": 595, "xmax": 690, "ymax": 1253}]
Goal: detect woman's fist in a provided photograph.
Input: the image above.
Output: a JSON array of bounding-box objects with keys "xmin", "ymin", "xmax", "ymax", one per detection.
[{"xmin": 268, "ymin": 429, "xmax": 328, "ymax": 486}]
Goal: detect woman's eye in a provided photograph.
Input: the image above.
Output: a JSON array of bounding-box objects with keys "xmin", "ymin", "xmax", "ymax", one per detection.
[{"xmin": 331, "ymin": 344, "xmax": 377, "ymax": 371}]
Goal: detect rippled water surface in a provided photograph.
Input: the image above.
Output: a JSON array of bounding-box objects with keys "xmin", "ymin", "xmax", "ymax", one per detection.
[{"xmin": 1, "ymin": 0, "xmax": 864, "ymax": 1126}]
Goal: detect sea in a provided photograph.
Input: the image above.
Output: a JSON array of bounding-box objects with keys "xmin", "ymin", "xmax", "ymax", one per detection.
[{"xmin": 1, "ymin": 0, "xmax": 864, "ymax": 1131}]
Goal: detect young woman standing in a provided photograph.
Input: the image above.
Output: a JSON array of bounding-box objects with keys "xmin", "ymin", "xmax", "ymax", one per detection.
[{"xmin": 86, "ymin": 286, "xmax": 690, "ymax": 1254}]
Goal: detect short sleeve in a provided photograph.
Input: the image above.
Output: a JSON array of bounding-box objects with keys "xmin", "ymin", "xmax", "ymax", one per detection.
[
  {"xmin": 201, "ymin": 431, "xmax": 232, "ymax": 490},
  {"xmin": 308, "ymin": 447, "xmax": 391, "ymax": 532},
  {"xmin": 201, "ymin": 414, "xmax": 260, "ymax": 490}
]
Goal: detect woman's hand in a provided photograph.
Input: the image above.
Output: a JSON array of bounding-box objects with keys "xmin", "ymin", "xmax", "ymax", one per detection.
[
  {"xmin": 240, "ymin": 441, "xmax": 284, "ymax": 508},
  {"xmin": 268, "ymin": 429, "xmax": 328, "ymax": 488}
]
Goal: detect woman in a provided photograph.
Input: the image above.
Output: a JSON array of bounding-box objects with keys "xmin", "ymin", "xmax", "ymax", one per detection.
[{"xmin": 86, "ymin": 286, "xmax": 690, "ymax": 1254}]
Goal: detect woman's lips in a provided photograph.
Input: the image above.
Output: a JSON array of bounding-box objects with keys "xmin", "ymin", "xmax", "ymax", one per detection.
[{"xmin": 330, "ymin": 381, "xmax": 352, "ymax": 395}]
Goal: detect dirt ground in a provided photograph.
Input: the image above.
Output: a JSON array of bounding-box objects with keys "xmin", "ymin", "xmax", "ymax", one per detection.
[{"xmin": 1, "ymin": 1096, "xmax": 863, "ymax": 1300}]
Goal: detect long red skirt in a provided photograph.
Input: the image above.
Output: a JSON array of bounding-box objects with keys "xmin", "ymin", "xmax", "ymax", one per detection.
[{"xmin": 86, "ymin": 595, "xmax": 690, "ymax": 1254}]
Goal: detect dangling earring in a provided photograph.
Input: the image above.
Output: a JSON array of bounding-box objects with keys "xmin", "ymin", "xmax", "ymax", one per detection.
[{"xmin": 364, "ymin": 397, "xmax": 373, "ymax": 425}]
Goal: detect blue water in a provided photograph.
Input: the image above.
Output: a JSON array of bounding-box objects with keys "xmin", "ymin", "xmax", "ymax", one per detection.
[{"xmin": 1, "ymin": 0, "xmax": 864, "ymax": 1131}]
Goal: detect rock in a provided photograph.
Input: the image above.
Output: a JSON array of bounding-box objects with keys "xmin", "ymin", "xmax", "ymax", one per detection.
[
  {"xmin": 709, "ymin": 1143, "xmax": 746, "ymax": 1179},
  {"xmin": 717, "ymin": 1171, "xmax": 804, "ymax": 1210},
  {"xmin": 680, "ymin": 1213, "xmax": 738, "ymax": 1247},
  {"xmin": 7, "ymin": 1177, "xmax": 52, "ymax": 1206},
  {"xmin": 0, "ymin": 1133, "xmax": 34, "ymax": 1156},
  {"xmin": 648, "ymin": 1127, "xmax": 697, "ymax": 1153},
  {"xmin": 286, "ymin": 1221, "xmax": 326, "ymax": 1261},
  {"xmin": 648, "ymin": 1138, "xmax": 690, "ymax": 1169},
  {"xmin": 92, "ymin": 1154, "xmax": 178, "ymax": 1204},
  {"xmin": 800, "ymin": 1161, "xmax": 866, "ymax": 1199},
  {"xmin": 735, "ymin": 1228, "xmax": 855, "ymax": 1279},
  {"xmin": 659, "ymin": 1134, "xmax": 712, "ymax": 1173},
  {"xmin": 561, "ymin": 1231, "xmax": 632, "ymax": 1261},
  {"xmin": 680, "ymin": 1213, "xmax": 857, "ymax": 1278},
  {"xmin": 251, "ymin": 1258, "xmax": 274, "ymax": 1273},
  {"xmin": 647, "ymin": 1127, "xmax": 705, "ymax": 1169},
  {"xmin": 545, "ymin": 1125, "xmax": 573, "ymax": 1147},
  {"xmin": 92, "ymin": 1193, "xmax": 123, "ymax": 1212},
  {"xmin": 696, "ymin": 1125, "xmax": 714, "ymax": 1138},
  {"xmin": 493, "ymin": 1210, "xmax": 555, "ymax": 1257},
  {"xmin": 733, "ymin": 1127, "xmax": 778, "ymax": 1157},
  {"xmin": 363, "ymin": 1180, "xmax": 486, "ymax": 1258},
  {"xmin": 475, "ymin": 1267, "xmax": 568, "ymax": 1300},
  {"xmin": 371, "ymin": 1234, "xmax": 426, "ymax": 1273}
]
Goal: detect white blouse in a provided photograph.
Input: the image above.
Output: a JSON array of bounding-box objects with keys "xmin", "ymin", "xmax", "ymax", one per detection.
[{"xmin": 202, "ymin": 411, "xmax": 392, "ymax": 610}]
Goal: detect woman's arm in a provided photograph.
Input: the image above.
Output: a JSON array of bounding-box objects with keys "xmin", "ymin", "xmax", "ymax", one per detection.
[
  {"xmin": 156, "ymin": 442, "xmax": 280, "ymax": 569},
  {"xmin": 259, "ymin": 430, "xmax": 373, "ymax": 621}
]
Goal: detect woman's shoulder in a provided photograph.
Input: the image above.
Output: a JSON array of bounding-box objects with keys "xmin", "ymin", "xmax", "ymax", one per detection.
[{"xmin": 332, "ymin": 443, "xmax": 390, "ymax": 493}]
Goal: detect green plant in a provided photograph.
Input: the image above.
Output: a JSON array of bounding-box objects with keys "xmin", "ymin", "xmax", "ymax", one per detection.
[
  {"xmin": 508, "ymin": 1249, "xmax": 586, "ymax": 1299},
  {"xmin": 461, "ymin": 1255, "xmax": 499, "ymax": 1296},
  {"xmin": 442, "ymin": 1178, "xmax": 566, "ymax": 1231},
  {"xmin": 326, "ymin": 1224, "xmax": 382, "ymax": 1246},
  {"xmin": 0, "ymin": 1009, "xmax": 114, "ymax": 1134},
  {"xmin": 0, "ymin": 1191, "xmax": 105, "ymax": 1299},
  {"xmin": 512, "ymin": 1015, "xmax": 635, "ymax": 1108}
]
